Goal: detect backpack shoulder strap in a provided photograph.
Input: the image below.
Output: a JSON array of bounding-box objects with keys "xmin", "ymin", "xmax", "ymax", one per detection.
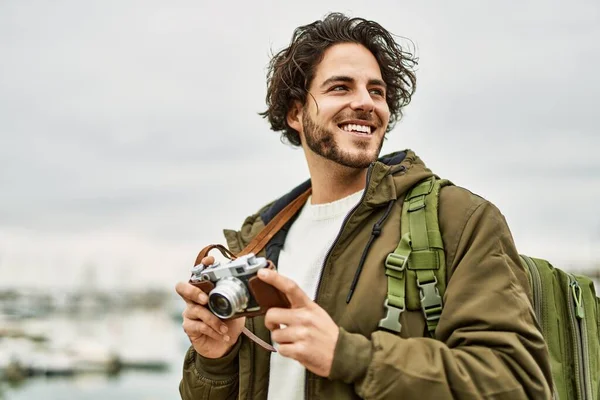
[{"xmin": 378, "ymin": 176, "xmax": 452, "ymax": 336}]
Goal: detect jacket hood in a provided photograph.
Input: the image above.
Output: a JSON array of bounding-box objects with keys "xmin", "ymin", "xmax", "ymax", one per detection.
[{"xmin": 260, "ymin": 149, "xmax": 434, "ymax": 224}]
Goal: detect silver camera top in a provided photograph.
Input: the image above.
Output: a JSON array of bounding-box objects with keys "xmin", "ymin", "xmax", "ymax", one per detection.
[{"xmin": 190, "ymin": 253, "xmax": 267, "ymax": 282}]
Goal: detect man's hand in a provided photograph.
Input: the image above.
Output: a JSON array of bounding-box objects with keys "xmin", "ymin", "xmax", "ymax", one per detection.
[
  {"xmin": 175, "ymin": 256, "xmax": 245, "ymax": 359},
  {"xmin": 258, "ymin": 268, "xmax": 339, "ymax": 377}
]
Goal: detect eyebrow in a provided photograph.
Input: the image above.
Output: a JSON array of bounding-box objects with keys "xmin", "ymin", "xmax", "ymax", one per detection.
[{"xmin": 320, "ymin": 75, "xmax": 387, "ymax": 89}]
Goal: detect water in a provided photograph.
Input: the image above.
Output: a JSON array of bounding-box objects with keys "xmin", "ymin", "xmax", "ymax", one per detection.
[
  {"xmin": 2, "ymin": 368, "xmax": 183, "ymax": 400},
  {"xmin": 0, "ymin": 311, "xmax": 191, "ymax": 400}
]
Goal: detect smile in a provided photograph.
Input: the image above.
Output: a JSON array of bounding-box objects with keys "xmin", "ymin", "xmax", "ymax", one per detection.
[{"xmin": 338, "ymin": 123, "xmax": 374, "ymax": 137}]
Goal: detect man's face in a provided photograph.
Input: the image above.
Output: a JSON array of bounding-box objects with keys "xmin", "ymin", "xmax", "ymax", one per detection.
[{"xmin": 294, "ymin": 42, "xmax": 391, "ymax": 169}]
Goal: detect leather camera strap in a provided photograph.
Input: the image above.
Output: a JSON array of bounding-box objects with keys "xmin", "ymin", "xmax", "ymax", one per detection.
[
  {"xmin": 196, "ymin": 187, "xmax": 312, "ymax": 352},
  {"xmin": 241, "ymin": 327, "xmax": 276, "ymax": 352},
  {"xmin": 240, "ymin": 187, "xmax": 311, "ymax": 352},
  {"xmin": 194, "ymin": 244, "xmax": 236, "ymax": 266},
  {"xmin": 237, "ymin": 187, "xmax": 312, "ymax": 257}
]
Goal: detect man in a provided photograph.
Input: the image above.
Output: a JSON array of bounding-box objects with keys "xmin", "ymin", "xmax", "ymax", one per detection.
[{"xmin": 176, "ymin": 13, "xmax": 552, "ymax": 399}]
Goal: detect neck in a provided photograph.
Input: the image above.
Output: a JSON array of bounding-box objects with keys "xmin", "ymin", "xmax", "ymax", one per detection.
[{"xmin": 305, "ymin": 154, "xmax": 368, "ymax": 205}]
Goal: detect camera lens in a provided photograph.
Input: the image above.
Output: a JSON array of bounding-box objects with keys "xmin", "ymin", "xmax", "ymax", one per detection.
[
  {"xmin": 209, "ymin": 294, "xmax": 233, "ymax": 318},
  {"xmin": 208, "ymin": 277, "xmax": 249, "ymax": 319}
]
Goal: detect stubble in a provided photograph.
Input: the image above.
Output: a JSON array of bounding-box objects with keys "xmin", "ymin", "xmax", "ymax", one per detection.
[{"xmin": 301, "ymin": 111, "xmax": 384, "ymax": 169}]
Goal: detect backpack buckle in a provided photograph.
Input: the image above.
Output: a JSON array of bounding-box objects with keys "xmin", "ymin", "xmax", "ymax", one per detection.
[
  {"xmin": 378, "ymin": 299, "xmax": 404, "ymax": 333},
  {"xmin": 417, "ymin": 277, "xmax": 443, "ymax": 323},
  {"xmin": 385, "ymin": 253, "xmax": 408, "ymax": 272}
]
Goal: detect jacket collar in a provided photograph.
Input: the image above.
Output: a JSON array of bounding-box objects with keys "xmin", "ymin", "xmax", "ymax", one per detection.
[{"xmin": 260, "ymin": 149, "xmax": 434, "ymax": 225}]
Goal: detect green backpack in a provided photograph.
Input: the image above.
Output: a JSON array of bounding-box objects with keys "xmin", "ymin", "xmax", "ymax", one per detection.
[{"xmin": 378, "ymin": 176, "xmax": 600, "ymax": 399}]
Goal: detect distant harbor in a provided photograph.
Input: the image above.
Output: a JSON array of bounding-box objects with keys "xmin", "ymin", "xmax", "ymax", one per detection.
[
  {"xmin": 0, "ymin": 287, "xmax": 188, "ymax": 399},
  {"xmin": 0, "ymin": 287, "xmax": 173, "ymax": 320}
]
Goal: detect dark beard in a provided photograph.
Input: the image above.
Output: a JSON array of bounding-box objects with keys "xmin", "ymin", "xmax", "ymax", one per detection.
[{"xmin": 302, "ymin": 112, "xmax": 383, "ymax": 169}]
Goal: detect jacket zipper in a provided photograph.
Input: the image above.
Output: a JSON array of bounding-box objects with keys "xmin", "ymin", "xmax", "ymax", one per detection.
[
  {"xmin": 312, "ymin": 162, "xmax": 375, "ymax": 300},
  {"xmin": 304, "ymin": 163, "xmax": 376, "ymax": 399},
  {"xmin": 522, "ymin": 256, "xmax": 543, "ymax": 326},
  {"xmin": 567, "ymin": 274, "xmax": 591, "ymax": 399}
]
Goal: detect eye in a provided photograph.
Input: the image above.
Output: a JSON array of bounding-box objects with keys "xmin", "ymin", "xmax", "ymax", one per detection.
[
  {"xmin": 329, "ymin": 85, "xmax": 349, "ymax": 92},
  {"xmin": 369, "ymin": 88, "xmax": 385, "ymax": 96}
]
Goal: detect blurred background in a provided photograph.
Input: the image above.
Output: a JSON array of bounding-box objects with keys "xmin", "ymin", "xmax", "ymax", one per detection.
[{"xmin": 1, "ymin": 0, "xmax": 598, "ymax": 399}]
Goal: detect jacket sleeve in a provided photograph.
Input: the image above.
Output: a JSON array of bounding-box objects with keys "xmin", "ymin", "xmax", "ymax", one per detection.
[
  {"xmin": 328, "ymin": 193, "xmax": 553, "ymax": 399},
  {"xmin": 179, "ymin": 340, "xmax": 241, "ymax": 400}
]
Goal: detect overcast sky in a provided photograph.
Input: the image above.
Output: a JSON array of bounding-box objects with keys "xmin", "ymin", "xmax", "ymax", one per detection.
[{"xmin": 1, "ymin": 0, "xmax": 599, "ymax": 290}]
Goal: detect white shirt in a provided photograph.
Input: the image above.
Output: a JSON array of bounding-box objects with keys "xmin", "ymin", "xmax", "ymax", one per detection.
[{"xmin": 267, "ymin": 189, "xmax": 364, "ymax": 400}]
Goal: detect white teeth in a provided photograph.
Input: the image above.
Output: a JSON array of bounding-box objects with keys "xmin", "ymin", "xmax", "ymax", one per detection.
[{"xmin": 341, "ymin": 124, "xmax": 372, "ymax": 134}]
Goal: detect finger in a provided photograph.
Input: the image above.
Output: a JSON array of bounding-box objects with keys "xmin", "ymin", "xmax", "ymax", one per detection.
[
  {"xmin": 183, "ymin": 304, "xmax": 229, "ymax": 336},
  {"xmin": 176, "ymin": 281, "xmax": 209, "ymax": 304},
  {"xmin": 257, "ymin": 269, "xmax": 311, "ymax": 308},
  {"xmin": 264, "ymin": 307, "xmax": 297, "ymax": 331},
  {"xmin": 182, "ymin": 318, "xmax": 225, "ymax": 342},
  {"xmin": 271, "ymin": 325, "xmax": 309, "ymax": 344},
  {"xmin": 200, "ymin": 256, "xmax": 215, "ymax": 267},
  {"xmin": 277, "ymin": 343, "xmax": 306, "ymax": 362}
]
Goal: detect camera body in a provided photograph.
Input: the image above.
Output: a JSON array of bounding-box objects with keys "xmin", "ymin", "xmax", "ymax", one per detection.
[{"xmin": 190, "ymin": 253, "xmax": 289, "ymax": 319}]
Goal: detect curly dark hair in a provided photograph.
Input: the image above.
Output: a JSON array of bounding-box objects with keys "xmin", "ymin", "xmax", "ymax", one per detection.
[{"xmin": 259, "ymin": 12, "xmax": 418, "ymax": 146}]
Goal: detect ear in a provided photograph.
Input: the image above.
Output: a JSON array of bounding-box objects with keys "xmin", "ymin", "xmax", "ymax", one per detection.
[{"xmin": 286, "ymin": 100, "xmax": 303, "ymax": 134}]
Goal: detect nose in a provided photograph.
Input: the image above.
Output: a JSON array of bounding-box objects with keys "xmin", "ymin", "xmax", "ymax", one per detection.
[{"xmin": 350, "ymin": 87, "xmax": 375, "ymax": 113}]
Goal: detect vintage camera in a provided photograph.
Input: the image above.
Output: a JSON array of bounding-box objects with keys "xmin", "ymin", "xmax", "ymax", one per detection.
[{"xmin": 189, "ymin": 253, "xmax": 289, "ymax": 319}]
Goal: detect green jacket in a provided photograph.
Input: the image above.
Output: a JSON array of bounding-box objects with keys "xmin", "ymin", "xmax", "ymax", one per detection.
[{"xmin": 180, "ymin": 150, "xmax": 553, "ymax": 399}]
